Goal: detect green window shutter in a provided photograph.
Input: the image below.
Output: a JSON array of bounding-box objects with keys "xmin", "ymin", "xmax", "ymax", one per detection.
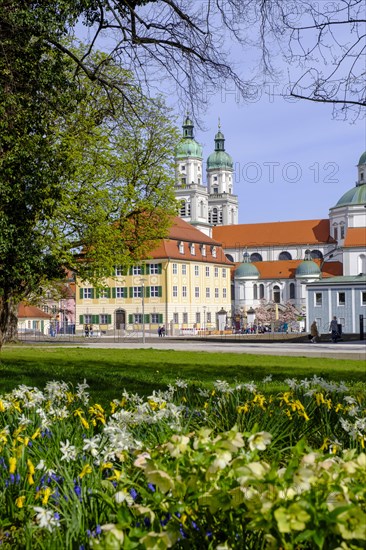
[
  {"xmin": 79, "ymin": 288, "xmax": 83, "ymax": 299},
  {"xmin": 158, "ymin": 314, "xmax": 163, "ymax": 323},
  {"xmin": 96, "ymin": 289, "xmax": 100, "ymax": 299},
  {"xmin": 79, "ymin": 315, "xmax": 84, "ymax": 324},
  {"xmin": 129, "ymin": 267, "xmax": 133, "ymax": 275},
  {"xmin": 129, "ymin": 287, "xmax": 133, "ymax": 298},
  {"xmin": 141, "ymin": 264, "xmax": 145, "ymax": 275},
  {"xmin": 146, "ymin": 286, "xmax": 150, "ymax": 298},
  {"xmin": 144, "ymin": 314, "xmax": 150, "ymax": 323},
  {"xmin": 92, "ymin": 315, "xmax": 99, "ymax": 324},
  {"xmin": 107, "ymin": 315, "xmax": 112, "ymax": 324},
  {"xmin": 112, "ymin": 288, "xmax": 116, "ymax": 298},
  {"xmin": 123, "ymin": 288, "xmax": 127, "ymax": 298},
  {"xmin": 158, "ymin": 263, "xmax": 162, "ymax": 274},
  {"xmin": 128, "ymin": 314, "xmax": 133, "ymax": 324},
  {"xmin": 91, "ymin": 288, "xmax": 95, "ymax": 299},
  {"xmin": 158, "ymin": 286, "xmax": 162, "ymax": 297},
  {"xmin": 106, "ymin": 288, "xmax": 111, "ymax": 298}
]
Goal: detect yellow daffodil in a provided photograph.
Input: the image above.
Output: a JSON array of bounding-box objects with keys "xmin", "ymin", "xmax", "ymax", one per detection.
[
  {"xmin": 31, "ymin": 428, "xmax": 41, "ymax": 440},
  {"xmin": 320, "ymin": 437, "xmax": 330, "ymax": 451},
  {"xmin": 9, "ymin": 457, "xmax": 17, "ymax": 474},
  {"xmin": 101, "ymin": 462, "xmax": 113, "ymax": 470},
  {"xmin": 110, "ymin": 401, "xmax": 118, "ymax": 414},
  {"xmin": 42, "ymin": 487, "xmax": 53, "ymax": 505},
  {"xmin": 79, "ymin": 464, "xmax": 93, "ymax": 479},
  {"xmin": 66, "ymin": 391, "xmax": 74, "ymax": 404},
  {"xmin": 0, "ymin": 400, "xmax": 5, "ymax": 412},
  {"xmin": 237, "ymin": 403, "xmax": 249, "ymax": 414},
  {"xmin": 15, "ymin": 496, "xmax": 26, "ymax": 508}
]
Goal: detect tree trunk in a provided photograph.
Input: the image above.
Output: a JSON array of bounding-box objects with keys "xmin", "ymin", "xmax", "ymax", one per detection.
[{"xmin": 0, "ymin": 295, "xmax": 19, "ymax": 351}]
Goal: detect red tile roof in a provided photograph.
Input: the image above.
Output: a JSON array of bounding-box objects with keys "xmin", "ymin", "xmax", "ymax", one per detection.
[
  {"xmin": 213, "ymin": 219, "xmax": 335, "ymax": 247},
  {"xmin": 343, "ymin": 227, "xmax": 366, "ymax": 248},
  {"xmin": 147, "ymin": 217, "xmax": 233, "ymax": 265},
  {"xmin": 18, "ymin": 304, "xmax": 52, "ymax": 319}
]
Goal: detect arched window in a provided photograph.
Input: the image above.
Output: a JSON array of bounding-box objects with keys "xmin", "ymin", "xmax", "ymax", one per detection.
[
  {"xmin": 333, "ymin": 224, "xmax": 338, "ymax": 240},
  {"xmin": 212, "ymin": 208, "xmax": 218, "ymax": 225},
  {"xmin": 289, "ymin": 282, "xmax": 295, "ymax": 299},
  {"xmin": 250, "ymin": 253, "xmax": 262, "ymax": 262},
  {"xmin": 219, "ymin": 210, "xmax": 223, "ymax": 223},
  {"xmin": 180, "ymin": 200, "xmax": 186, "ymax": 217},
  {"xmin": 259, "ymin": 284, "xmax": 264, "ymax": 299},
  {"xmin": 225, "ymin": 253, "xmax": 234, "ymax": 262},
  {"xmin": 279, "ymin": 251, "xmax": 292, "ymax": 260},
  {"xmin": 273, "ymin": 285, "xmax": 281, "ymax": 304},
  {"xmin": 358, "ymin": 254, "xmax": 366, "ymax": 274},
  {"xmin": 311, "ymin": 250, "xmax": 323, "ymax": 259},
  {"xmin": 253, "ymin": 284, "xmax": 258, "ymax": 300},
  {"xmin": 200, "ymin": 200, "xmax": 204, "ymax": 217}
]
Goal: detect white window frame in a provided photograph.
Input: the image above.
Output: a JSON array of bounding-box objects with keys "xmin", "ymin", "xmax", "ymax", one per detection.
[
  {"xmin": 133, "ymin": 287, "xmax": 142, "ymax": 298},
  {"xmin": 83, "ymin": 288, "xmax": 92, "ymax": 299},
  {"xmin": 172, "ymin": 286, "xmax": 178, "ymax": 298}
]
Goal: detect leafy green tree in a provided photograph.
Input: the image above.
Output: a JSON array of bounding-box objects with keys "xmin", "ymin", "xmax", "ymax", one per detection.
[{"xmin": 0, "ymin": 14, "xmax": 177, "ymax": 348}]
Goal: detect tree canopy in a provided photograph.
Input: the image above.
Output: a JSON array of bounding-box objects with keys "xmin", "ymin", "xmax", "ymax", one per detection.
[{"xmin": 0, "ymin": 7, "xmax": 178, "ymax": 346}]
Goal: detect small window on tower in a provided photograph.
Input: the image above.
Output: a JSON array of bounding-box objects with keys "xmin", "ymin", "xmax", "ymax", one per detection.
[{"xmin": 181, "ymin": 165, "xmax": 185, "ymax": 171}]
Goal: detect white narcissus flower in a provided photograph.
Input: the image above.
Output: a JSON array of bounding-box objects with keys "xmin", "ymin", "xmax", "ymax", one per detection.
[
  {"xmin": 33, "ymin": 507, "xmax": 59, "ymax": 531},
  {"xmin": 248, "ymin": 431, "xmax": 272, "ymax": 451},
  {"xmin": 60, "ymin": 439, "xmax": 77, "ymax": 462}
]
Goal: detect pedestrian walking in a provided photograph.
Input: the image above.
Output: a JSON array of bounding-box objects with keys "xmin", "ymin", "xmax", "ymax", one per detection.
[
  {"xmin": 310, "ymin": 320, "xmax": 319, "ymax": 343},
  {"xmin": 329, "ymin": 316, "xmax": 339, "ymax": 343}
]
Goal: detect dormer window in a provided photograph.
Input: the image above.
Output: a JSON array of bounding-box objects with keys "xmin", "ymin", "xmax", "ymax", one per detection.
[
  {"xmin": 201, "ymin": 244, "xmax": 206, "ymax": 256},
  {"xmin": 211, "ymin": 246, "xmax": 217, "ymax": 258},
  {"xmin": 190, "ymin": 243, "xmax": 196, "ymax": 255},
  {"xmin": 178, "ymin": 241, "xmax": 184, "ymax": 254}
]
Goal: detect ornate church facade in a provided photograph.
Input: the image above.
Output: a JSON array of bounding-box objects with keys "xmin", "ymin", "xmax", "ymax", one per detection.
[{"xmin": 174, "ymin": 117, "xmax": 366, "ymax": 334}]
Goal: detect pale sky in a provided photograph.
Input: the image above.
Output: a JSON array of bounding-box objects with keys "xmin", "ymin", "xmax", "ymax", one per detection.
[
  {"xmin": 180, "ymin": 88, "xmax": 365, "ymax": 225},
  {"xmin": 77, "ymin": 6, "xmax": 366, "ymax": 226}
]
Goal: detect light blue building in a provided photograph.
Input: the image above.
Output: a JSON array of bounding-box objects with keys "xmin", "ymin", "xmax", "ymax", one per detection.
[{"xmin": 306, "ymin": 275, "xmax": 366, "ymax": 336}]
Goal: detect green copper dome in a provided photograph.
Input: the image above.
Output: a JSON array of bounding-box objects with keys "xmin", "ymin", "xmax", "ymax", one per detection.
[
  {"xmin": 296, "ymin": 260, "xmax": 321, "ymax": 278},
  {"xmin": 175, "ymin": 116, "xmax": 203, "ymax": 159},
  {"xmin": 235, "ymin": 252, "xmax": 259, "ymax": 279},
  {"xmin": 358, "ymin": 151, "xmax": 366, "ymax": 165},
  {"xmin": 207, "ymin": 124, "xmax": 233, "ymax": 170},
  {"xmin": 334, "ymin": 184, "xmax": 366, "ymax": 207}
]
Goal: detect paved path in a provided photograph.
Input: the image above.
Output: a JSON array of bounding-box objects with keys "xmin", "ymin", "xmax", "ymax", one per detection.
[{"xmin": 78, "ymin": 338, "xmax": 366, "ymax": 361}]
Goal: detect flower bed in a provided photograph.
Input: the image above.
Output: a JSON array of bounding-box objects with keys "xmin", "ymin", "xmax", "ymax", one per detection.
[{"xmin": 0, "ymin": 376, "xmax": 365, "ymax": 549}]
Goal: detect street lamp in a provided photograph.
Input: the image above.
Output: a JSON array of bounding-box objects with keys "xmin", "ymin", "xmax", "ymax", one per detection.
[{"xmin": 140, "ymin": 278, "xmax": 146, "ymax": 344}]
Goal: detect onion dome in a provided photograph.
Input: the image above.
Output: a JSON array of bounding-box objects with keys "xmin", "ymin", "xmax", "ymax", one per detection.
[
  {"xmin": 332, "ymin": 151, "xmax": 366, "ymax": 208},
  {"xmin": 207, "ymin": 122, "xmax": 233, "ymax": 170},
  {"xmin": 235, "ymin": 252, "xmax": 260, "ymax": 280},
  {"xmin": 175, "ymin": 115, "xmax": 203, "ymax": 159},
  {"xmin": 335, "ymin": 185, "xmax": 366, "ymax": 207},
  {"xmin": 358, "ymin": 151, "xmax": 366, "ymax": 166},
  {"xmin": 296, "ymin": 249, "xmax": 321, "ymax": 279}
]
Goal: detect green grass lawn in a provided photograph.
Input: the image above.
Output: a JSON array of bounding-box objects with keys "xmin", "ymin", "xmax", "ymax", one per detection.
[{"xmin": 1, "ymin": 345, "xmax": 365, "ymax": 406}]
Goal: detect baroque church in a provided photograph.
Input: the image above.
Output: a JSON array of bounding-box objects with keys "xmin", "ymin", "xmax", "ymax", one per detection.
[
  {"xmin": 174, "ymin": 115, "xmax": 366, "ymax": 333},
  {"xmin": 27, "ymin": 116, "xmax": 365, "ymax": 337}
]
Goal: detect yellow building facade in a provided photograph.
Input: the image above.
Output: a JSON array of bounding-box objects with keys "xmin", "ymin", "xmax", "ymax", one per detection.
[{"xmin": 76, "ymin": 217, "xmax": 233, "ymax": 335}]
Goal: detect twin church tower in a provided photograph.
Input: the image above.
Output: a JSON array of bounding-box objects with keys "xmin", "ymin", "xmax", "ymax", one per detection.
[{"xmin": 174, "ymin": 115, "xmax": 239, "ymax": 236}]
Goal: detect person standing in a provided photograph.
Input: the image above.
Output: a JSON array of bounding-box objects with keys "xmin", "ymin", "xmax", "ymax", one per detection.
[
  {"xmin": 310, "ymin": 320, "xmax": 319, "ymax": 343},
  {"xmin": 329, "ymin": 316, "xmax": 339, "ymax": 343}
]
